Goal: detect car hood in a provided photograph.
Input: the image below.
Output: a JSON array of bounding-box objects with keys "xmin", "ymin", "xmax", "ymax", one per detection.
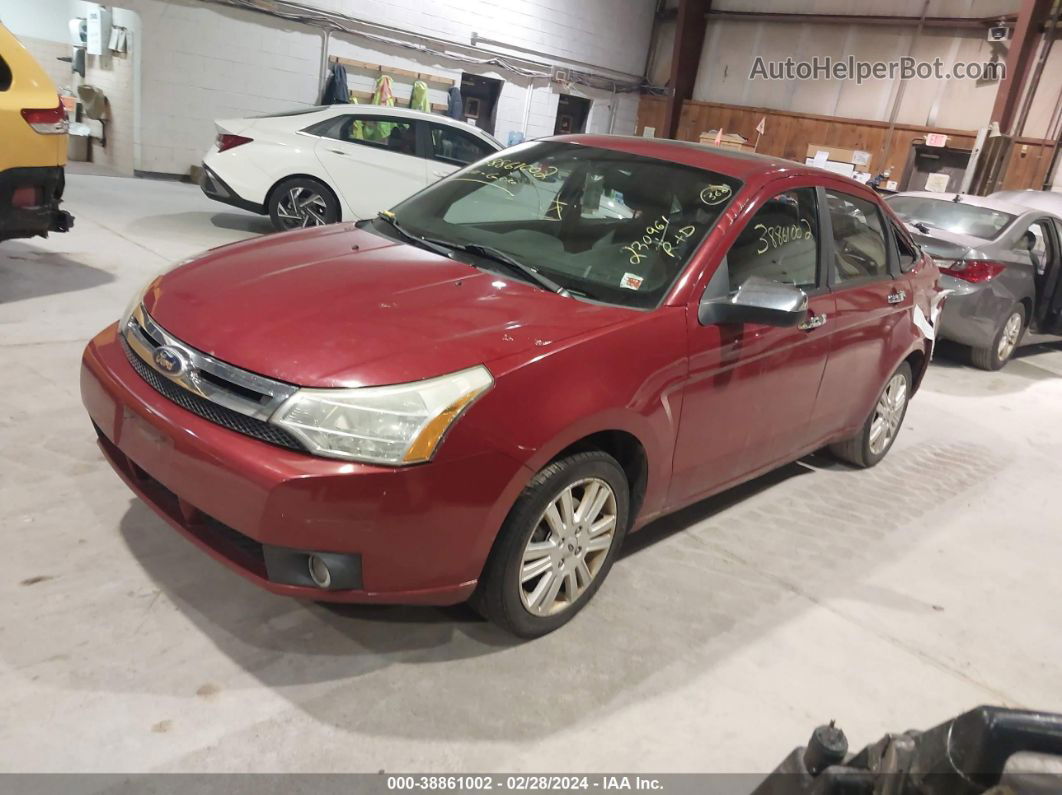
[{"xmin": 144, "ymin": 225, "xmax": 632, "ymax": 387}]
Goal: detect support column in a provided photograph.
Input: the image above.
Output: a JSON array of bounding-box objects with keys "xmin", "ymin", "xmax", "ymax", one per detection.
[
  {"xmin": 991, "ymin": 0, "xmax": 1052, "ymax": 135},
  {"xmin": 664, "ymin": 0, "xmax": 710, "ymax": 139}
]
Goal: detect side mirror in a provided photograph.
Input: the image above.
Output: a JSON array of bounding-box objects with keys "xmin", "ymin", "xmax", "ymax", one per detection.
[{"xmin": 699, "ymin": 276, "xmax": 809, "ymax": 327}]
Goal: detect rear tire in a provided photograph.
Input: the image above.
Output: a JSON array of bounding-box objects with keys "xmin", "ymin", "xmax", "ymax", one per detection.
[
  {"xmin": 970, "ymin": 304, "xmax": 1025, "ymax": 371},
  {"xmin": 472, "ymin": 451, "xmax": 629, "ymax": 638},
  {"xmin": 267, "ymin": 177, "xmax": 340, "ymax": 232},
  {"xmin": 829, "ymin": 362, "xmax": 913, "ymax": 469}
]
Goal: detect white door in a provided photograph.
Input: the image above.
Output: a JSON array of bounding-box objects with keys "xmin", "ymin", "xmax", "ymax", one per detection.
[{"xmin": 314, "ymin": 114, "xmax": 428, "ymax": 219}]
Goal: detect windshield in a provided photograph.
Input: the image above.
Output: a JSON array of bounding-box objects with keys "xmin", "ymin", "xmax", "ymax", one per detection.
[
  {"xmin": 384, "ymin": 141, "xmax": 742, "ymax": 309},
  {"xmin": 886, "ymin": 196, "xmax": 1016, "ymax": 240}
]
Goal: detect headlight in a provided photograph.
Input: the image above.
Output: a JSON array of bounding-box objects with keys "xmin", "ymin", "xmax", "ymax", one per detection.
[{"xmin": 270, "ymin": 365, "xmax": 494, "ymax": 465}]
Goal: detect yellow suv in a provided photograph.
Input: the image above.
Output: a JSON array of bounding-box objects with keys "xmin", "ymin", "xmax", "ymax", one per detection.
[{"xmin": 0, "ymin": 23, "xmax": 74, "ymax": 242}]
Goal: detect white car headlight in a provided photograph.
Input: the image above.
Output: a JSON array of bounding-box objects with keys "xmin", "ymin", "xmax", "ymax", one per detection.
[{"xmin": 270, "ymin": 365, "xmax": 494, "ymax": 465}]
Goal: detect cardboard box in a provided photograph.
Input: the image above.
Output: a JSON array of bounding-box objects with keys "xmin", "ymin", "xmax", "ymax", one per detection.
[
  {"xmin": 700, "ymin": 130, "xmax": 755, "ymax": 152},
  {"xmin": 805, "ymin": 144, "xmax": 871, "ymax": 173}
]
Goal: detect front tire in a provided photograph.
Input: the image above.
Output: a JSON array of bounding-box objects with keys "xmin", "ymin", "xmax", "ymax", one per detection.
[
  {"xmin": 971, "ymin": 304, "xmax": 1025, "ymax": 371},
  {"xmin": 267, "ymin": 177, "xmax": 340, "ymax": 232},
  {"xmin": 473, "ymin": 451, "xmax": 629, "ymax": 638},
  {"xmin": 829, "ymin": 362, "xmax": 913, "ymax": 468}
]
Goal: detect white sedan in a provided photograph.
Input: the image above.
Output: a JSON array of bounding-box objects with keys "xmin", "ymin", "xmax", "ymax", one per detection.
[{"xmin": 200, "ymin": 104, "xmax": 503, "ymax": 231}]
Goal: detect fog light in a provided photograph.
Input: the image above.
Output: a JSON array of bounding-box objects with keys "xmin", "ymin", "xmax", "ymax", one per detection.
[{"xmin": 307, "ymin": 554, "xmax": 332, "ymax": 588}]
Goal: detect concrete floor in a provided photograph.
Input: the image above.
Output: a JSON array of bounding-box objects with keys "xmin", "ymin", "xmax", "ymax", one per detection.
[{"xmin": 2, "ymin": 174, "xmax": 1061, "ymax": 774}]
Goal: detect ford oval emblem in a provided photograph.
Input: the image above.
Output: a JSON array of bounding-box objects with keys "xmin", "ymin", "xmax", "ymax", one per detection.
[{"xmin": 153, "ymin": 345, "xmax": 188, "ymax": 376}]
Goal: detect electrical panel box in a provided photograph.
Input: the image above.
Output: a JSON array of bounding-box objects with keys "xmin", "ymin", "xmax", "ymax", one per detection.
[{"xmin": 85, "ymin": 4, "xmax": 112, "ymax": 56}]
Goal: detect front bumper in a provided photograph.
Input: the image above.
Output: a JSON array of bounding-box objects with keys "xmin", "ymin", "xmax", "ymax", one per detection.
[
  {"xmin": 80, "ymin": 325, "xmax": 531, "ymax": 605},
  {"xmin": 936, "ymin": 275, "xmax": 1012, "ymax": 348},
  {"xmin": 0, "ymin": 166, "xmax": 74, "ymax": 242}
]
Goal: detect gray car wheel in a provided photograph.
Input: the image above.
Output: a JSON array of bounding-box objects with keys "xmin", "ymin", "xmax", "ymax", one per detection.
[
  {"xmin": 829, "ymin": 362, "xmax": 913, "ymax": 469},
  {"xmin": 971, "ymin": 304, "xmax": 1025, "ymax": 371},
  {"xmin": 268, "ymin": 177, "xmax": 340, "ymax": 232},
  {"xmin": 472, "ymin": 451, "xmax": 629, "ymax": 638}
]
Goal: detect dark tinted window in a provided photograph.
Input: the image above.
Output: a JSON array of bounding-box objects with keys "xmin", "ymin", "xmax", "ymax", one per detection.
[
  {"xmin": 827, "ymin": 190, "xmax": 889, "ymax": 281},
  {"xmin": 727, "ymin": 188, "xmax": 820, "ymax": 291},
  {"xmin": 1022, "ymin": 220, "xmax": 1055, "ymax": 275},
  {"xmin": 314, "ymin": 114, "xmax": 416, "ymax": 156},
  {"xmin": 0, "ymin": 55, "xmax": 11, "ymax": 91},
  {"xmin": 430, "ymin": 123, "xmax": 494, "ymax": 165},
  {"xmin": 894, "ymin": 224, "xmax": 919, "ymax": 271}
]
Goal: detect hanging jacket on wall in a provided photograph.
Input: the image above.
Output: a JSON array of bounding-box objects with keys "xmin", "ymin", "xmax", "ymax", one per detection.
[
  {"xmin": 409, "ymin": 80, "xmax": 430, "ymax": 113},
  {"xmin": 447, "ymin": 86, "xmax": 463, "ymax": 119},
  {"xmin": 322, "ymin": 63, "xmax": 349, "ymax": 105}
]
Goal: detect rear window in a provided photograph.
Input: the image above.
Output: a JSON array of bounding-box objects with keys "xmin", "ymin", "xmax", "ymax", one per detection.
[
  {"xmin": 886, "ymin": 196, "xmax": 1016, "ymax": 240},
  {"xmin": 0, "ymin": 55, "xmax": 11, "ymax": 91}
]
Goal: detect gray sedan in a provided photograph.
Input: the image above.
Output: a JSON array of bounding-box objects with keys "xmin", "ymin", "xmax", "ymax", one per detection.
[{"xmin": 886, "ymin": 191, "xmax": 1062, "ymax": 369}]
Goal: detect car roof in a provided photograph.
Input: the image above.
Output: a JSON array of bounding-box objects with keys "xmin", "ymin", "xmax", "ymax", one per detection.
[
  {"xmin": 256, "ymin": 103, "xmax": 498, "ymax": 142},
  {"xmin": 319, "ymin": 103, "xmax": 467, "ymax": 126},
  {"xmin": 989, "ymin": 189, "xmax": 1062, "ymax": 216},
  {"xmin": 888, "ymin": 190, "xmax": 1030, "ymax": 216},
  {"xmin": 547, "ymin": 134, "xmax": 871, "ymax": 187}
]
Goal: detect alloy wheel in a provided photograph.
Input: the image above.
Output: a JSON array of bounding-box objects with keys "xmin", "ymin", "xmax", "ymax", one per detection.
[
  {"xmin": 997, "ymin": 312, "xmax": 1022, "ymax": 363},
  {"xmin": 276, "ymin": 187, "xmax": 329, "ymax": 229},
  {"xmin": 518, "ymin": 477, "xmax": 618, "ymax": 617},
  {"xmin": 868, "ymin": 373, "xmax": 908, "ymax": 456}
]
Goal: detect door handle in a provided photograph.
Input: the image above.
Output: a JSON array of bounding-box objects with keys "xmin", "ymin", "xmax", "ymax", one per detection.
[
  {"xmin": 432, "ymin": 170, "xmax": 449, "ymax": 178},
  {"xmin": 887, "ymin": 290, "xmax": 907, "ymax": 304},
  {"xmin": 328, "ymin": 149, "xmax": 347, "ymax": 156},
  {"xmin": 799, "ymin": 313, "xmax": 827, "ymax": 331}
]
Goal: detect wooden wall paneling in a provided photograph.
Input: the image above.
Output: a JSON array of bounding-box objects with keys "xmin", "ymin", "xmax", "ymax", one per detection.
[{"xmin": 635, "ymin": 95, "xmax": 1053, "ymax": 189}]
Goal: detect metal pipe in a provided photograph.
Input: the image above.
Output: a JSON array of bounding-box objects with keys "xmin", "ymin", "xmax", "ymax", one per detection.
[
  {"xmin": 880, "ymin": 0, "xmax": 930, "ymax": 175},
  {"xmin": 470, "ymin": 33, "xmax": 644, "ymax": 83},
  {"xmin": 521, "ymin": 75, "xmax": 545, "ymax": 137},
  {"xmin": 317, "ymin": 28, "xmax": 331, "ymax": 103},
  {"xmin": 705, "ymin": 10, "xmax": 1014, "ymax": 29}
]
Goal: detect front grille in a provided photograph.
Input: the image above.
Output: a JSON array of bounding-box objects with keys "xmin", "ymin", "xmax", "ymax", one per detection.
[{"xmin": 121, "ymin": 335, "xmax": 305, "ymax": 451}]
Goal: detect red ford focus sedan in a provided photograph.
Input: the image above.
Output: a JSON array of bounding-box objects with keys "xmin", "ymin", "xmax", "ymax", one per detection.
[{"xmin": 81, "ymin": 136, "xmax": 940, "ymax": 637}]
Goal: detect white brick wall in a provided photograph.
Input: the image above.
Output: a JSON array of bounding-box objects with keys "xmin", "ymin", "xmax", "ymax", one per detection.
[
  {"xmin": 4, "ymin": 0, "xmax": 654, "ymax": 175},
  {"xmin": 306, "ymin": 0, "xmax": 654, "ymax": 77}
]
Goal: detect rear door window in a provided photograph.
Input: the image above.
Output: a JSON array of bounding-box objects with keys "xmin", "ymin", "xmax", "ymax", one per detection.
[
  {"xmin": 0, "ymin": 55, "xmax": 11, "ymax": 91},
  {"xmin": 314, "ymin": 114, "xmax": 417, "ymax": 156},
  {"xmin": 826, "ymin": 190, "xmax": 890, "ymax": 282},
  {"xmin": 429, "ymin": 124, "xmax": 494, "ymax": 166}
]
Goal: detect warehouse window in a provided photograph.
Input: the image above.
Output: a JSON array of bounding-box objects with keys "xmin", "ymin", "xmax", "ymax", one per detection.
[
  {"xmin": 726, "ymin": 188, "xmax": 820, "ymax": 291},
  {"xmin": 826, "ymin": 190, "xmax": 889, "ymax": 282}
]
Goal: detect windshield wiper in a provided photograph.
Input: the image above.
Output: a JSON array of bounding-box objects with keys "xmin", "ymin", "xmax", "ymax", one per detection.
[
  {"xmin": 375, "ymin": 212, "xmax": 454, "ymax": 258},
  {"xmin": 452, "ymin": 243, "xmax": 571, "ymax": 297}
]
